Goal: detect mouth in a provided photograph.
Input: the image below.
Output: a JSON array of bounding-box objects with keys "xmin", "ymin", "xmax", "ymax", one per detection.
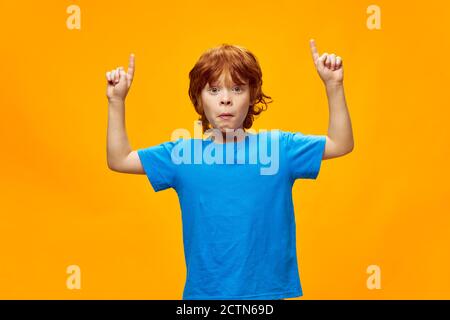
[{"xmin": 219, "ymin": 113, "xmax": 233, "ymax": 120}]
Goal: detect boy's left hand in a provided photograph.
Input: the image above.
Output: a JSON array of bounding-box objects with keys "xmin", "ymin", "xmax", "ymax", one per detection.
[{"xmin": 309, "ymin": 39, "xmax": 343, "ymax": 86}]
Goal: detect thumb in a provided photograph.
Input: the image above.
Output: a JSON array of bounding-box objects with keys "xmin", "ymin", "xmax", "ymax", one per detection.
[
  {"xmin": 119, "ymin": 67, "xmax": 127, "ymax": 81},
  {"xmin": 119, "ymin": 69, "xmax": 130, "ymax": 87},
  {"xmin": 117, "ymin": 67, "xmax": 125, "ymax": 81},
  {"xmin": 317, "ymin": 53, "xmax": 328, "ymax": 69}
]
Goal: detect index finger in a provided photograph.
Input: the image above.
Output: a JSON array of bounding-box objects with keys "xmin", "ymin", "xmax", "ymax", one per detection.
[
  {"xmin": 127, "ymin": 53, "xmax": 135, "ymax": 78},
  {"xmin": 309, "ymin": 39, "xmax": 319, "ymax": 62}
]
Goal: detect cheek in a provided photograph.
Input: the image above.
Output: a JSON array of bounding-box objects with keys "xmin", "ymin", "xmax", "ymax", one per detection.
[
  {"xmin": 238, "ymin": 97, "xmax": 250, "ymax": 116},
  {"xmin": 200, "ymin": 94, "xmax": 211, "ymax": 113},
  {"xmin": 202, "ymin": 101, "xmax": 214, "ymax": 117},
  {"xmin": 200, "ymin": 96, "xmax": 217, "ymax": 123}
]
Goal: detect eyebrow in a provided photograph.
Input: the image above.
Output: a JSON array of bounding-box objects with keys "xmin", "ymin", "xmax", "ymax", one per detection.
[{"xmin": 210, "ymin": 82, "xmax": 246, "ymax": 87}]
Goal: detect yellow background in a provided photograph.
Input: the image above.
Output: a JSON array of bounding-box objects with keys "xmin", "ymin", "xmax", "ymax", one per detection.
[{"xmin": 1, "ymin": 0, "xmax": 449, "ymax": 299}]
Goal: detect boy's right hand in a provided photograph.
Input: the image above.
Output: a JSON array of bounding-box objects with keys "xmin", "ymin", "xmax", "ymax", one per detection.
[{"xmin": 106, "ymin": 53, "xmax": 135, "ymax": 102}]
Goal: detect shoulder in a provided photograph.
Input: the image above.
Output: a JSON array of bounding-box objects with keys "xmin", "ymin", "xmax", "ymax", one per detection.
[
  {"xmin": 277, "ymin": 130, "xmax": 324, "ymax": 142},
  {"xmin": 137, "ymin": 138, "xmax": 190, "ymax": 162},
  {"xmin": 145, "ymin": 137, "xmax": 188, "ymax": 150},
  {"xmin": 275, "ymin": 130, "xmax": 327, "ymax": 152},
  {"xmin": 271, "ymin": 130, "xmax": 305, "ymax": 145}
]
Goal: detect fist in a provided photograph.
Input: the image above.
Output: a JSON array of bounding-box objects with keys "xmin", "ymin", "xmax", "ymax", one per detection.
[
  {"xmin": 309, "ymin": 39, "xmax": 343, "ymax": 86},
  {"xmin": 106, "ymin": 53, "xmax": 135, "ymax": 102}
]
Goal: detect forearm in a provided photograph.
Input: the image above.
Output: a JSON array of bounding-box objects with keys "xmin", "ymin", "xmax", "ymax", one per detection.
[
  {"xmin": 107, "ymin": 99, "xmax": 132, "ymax": 168},
  {"xmin": 325, "ymin": 83, "xmax": 354, "ymax": 152}
]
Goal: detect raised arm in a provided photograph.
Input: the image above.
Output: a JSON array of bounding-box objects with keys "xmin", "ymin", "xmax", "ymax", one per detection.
[
  {"xmin": 106, "ymin": 54, "xmax": 144, "ymax": 174},
  {"xmin": 309, "ymin": 39, "xmax": 354, "ymax": 160}
]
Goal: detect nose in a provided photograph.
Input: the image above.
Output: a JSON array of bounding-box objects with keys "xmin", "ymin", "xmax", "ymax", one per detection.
[
  {"xmin": 220, "ymin": 96, "xmax": 232, "ymax": 106},
  {"xmin": 220, "ymin": 88, "xmax": 232, "ymax": 106}
]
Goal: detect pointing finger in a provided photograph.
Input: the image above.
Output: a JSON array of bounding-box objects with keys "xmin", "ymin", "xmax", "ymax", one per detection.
[
  {"xmin": 127, "ymin": 53, "xmax": 135, "ymax": 79},
  {"xmin": 309, "ymin": 39, "xmax": 319, "ymax": 63}
]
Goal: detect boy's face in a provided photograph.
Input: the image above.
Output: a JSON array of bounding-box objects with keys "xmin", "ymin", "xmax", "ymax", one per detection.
[{"xmin": 201, "ymin": 71, "xmax": 250, "ymax": 133}]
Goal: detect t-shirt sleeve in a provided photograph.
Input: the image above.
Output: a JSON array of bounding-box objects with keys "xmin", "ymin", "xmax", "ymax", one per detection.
[
  {"xmin": 283, "ymin": 131, "xmax": 327, "ymax": 180},
  {"xmin": 137, "ymin": 140, "xmax": 180, "ymax": 192}
]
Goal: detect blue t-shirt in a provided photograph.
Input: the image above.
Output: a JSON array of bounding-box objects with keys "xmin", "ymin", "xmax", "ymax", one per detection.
[{"xmin": 137, "ymin": 129, "xmax": 326, "ymax": 300}]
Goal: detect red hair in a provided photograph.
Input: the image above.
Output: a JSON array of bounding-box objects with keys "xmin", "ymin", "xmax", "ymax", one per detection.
[{"xmin": 188, "ymin": 44, "xmax": 273, "ymax": 133}]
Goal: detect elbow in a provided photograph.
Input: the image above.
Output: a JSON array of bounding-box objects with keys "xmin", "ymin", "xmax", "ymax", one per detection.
[
  {"xmin": 347, "ymin": 140, "xmax": 354, "ymax": 153},
  {"xmin": 344, "ymin": 141, "xmax": 354, "ymax": 155},
  {"xmin": 336, "ymin": 141, "xmax": 354, "ymax": 157},
  {"xmin": 107, "ymin": 162, "xmax": 116, "ymax": 172},
  {"xmin": 107, "ymin": 159, "xmax": 120, "ymax": 172},
  {"xmin": 325, "ymin": 136, "xmax": 354, "ymax": 159}
]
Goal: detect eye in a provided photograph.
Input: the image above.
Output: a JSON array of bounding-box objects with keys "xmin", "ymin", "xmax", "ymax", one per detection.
[
  {"xmin": 208, "ymin": 86, "xmax": 243, "ymax": 94},
  {"xmin": 208, "ymin": 87, "xmax": 219, "ymax": 94}
]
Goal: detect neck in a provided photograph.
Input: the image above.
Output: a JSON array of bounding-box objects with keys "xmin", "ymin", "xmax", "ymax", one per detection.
[{"xmin": 211, "ymin": 127, "xmax": 246, "ymax": 144}]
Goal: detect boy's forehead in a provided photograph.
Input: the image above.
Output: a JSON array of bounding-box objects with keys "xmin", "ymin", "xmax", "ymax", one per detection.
[{"xmin": 209, "ymin": 73, "xmax": 247, "ymax": 86}]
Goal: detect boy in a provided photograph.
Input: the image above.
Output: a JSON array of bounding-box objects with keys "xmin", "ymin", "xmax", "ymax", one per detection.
[{"xmin": 105, "ymin": 40, "xmax": 354, "ymax": 300}]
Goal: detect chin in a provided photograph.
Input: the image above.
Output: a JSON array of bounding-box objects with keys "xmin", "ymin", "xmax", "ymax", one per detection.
[{"xmin": 222, "ymin": 126, "xmax": 236, "ymax": 132}]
